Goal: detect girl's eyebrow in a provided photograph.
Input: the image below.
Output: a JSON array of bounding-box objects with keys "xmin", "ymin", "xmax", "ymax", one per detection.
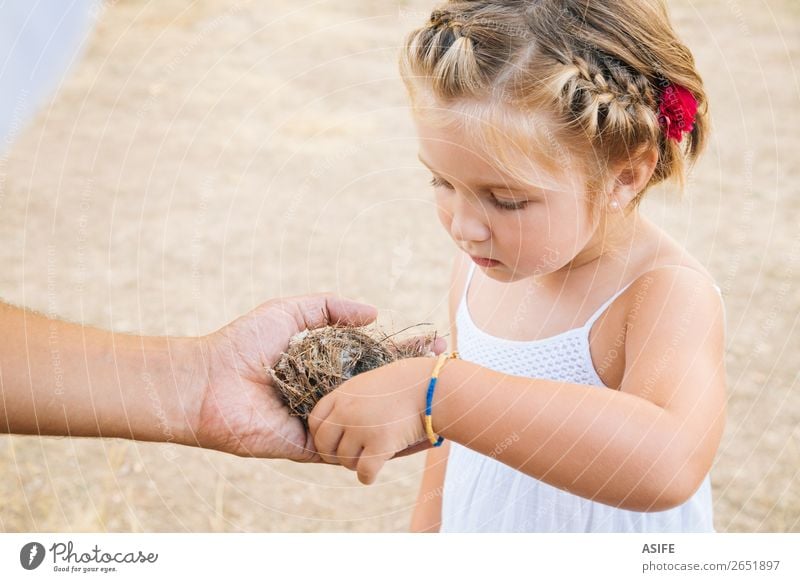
[
  {"xmin": 417, "ymin": 153, "xmax": 437, "ymax": 172},
  {"xmin": 417, "ymin": 153, "xmax": 548, "ymax": 193}
]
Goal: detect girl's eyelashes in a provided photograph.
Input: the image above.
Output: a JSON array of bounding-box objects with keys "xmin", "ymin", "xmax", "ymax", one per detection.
[
  {"xmin": 490, "ymin": 194, "xmax": 529, "ymax": 211},
  {"xmin": 429, "ymin": 175, "xmax": 453, "ymax": 189},
  {"xmin": 429, "ymin": 175, "xmax": 530, "ymax": 211}
]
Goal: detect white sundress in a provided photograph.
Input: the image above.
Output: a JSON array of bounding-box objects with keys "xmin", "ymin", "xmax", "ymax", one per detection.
[{"xmin": 440, "ymin": 263, "xmax": 724, "ymax": 533}]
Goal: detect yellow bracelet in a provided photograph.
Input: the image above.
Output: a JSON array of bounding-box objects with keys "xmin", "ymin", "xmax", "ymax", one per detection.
[{"xmin": 424, "ymin": 351, "xmax": 459, "ymax": 447}]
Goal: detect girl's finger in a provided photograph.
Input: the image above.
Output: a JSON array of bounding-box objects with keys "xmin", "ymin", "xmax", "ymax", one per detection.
[
  {"xmin": 307, "ymin": 392, "xmax": 335, "ymax": 437},
  {"xmin": 431, "ymin": 336, "xmax": 447, "ymax": 355},
  {"xmin": 392, "ymin": 439, "xmax": 432, "ymax": 459},
  {"xmin": 356, "ymin": 446, "xmax": 392, "ymax": 485},
  {"xmin": 397, "ymin": 335, "xmax": 447, "ymax": 356},
  {"xmin": 335, "ymin": 433, "xmax": 364, "ymax": 472},
  {"xmin": 312, "ymin": 416, "xmax": 345, "ymax": 465}
]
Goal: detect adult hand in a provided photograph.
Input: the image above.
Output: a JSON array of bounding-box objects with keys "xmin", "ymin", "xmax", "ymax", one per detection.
[{"xmin": 191, "ymin": 294, "xmax": 378, "ymax": 461}]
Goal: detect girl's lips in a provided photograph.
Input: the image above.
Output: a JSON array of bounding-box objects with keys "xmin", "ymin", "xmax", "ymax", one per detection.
[{"xmin": 470, "ymin": 256, "xmax": 501, "ymax": 268}]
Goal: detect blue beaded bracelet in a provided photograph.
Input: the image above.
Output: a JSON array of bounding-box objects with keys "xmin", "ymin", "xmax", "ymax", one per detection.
[{"xmin": 424, "ymin": 352, "xmax": 458, "ymax": 447}]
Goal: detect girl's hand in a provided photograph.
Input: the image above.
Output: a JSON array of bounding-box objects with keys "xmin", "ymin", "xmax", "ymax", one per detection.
[{"xmin": 308, "ymin": 358, "xmax": 435, "ymax": 484}]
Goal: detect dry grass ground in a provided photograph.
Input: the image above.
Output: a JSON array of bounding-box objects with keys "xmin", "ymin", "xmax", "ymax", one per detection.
[{"xmin": 0, "ymin": 0, "xmax": 797, "ymax": 531}]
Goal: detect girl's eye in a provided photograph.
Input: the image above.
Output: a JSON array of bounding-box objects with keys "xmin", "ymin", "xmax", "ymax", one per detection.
[
  {"xmin": 430, "ymin": 175, "xmax": 529, "ymax": 210},
  {"xmin": 429, "ymin": 176, "xmax": 454, "ymax": 189},
  {"xmin": 490, "ymin": 194, "xmax": 529, "ymax": 211}
]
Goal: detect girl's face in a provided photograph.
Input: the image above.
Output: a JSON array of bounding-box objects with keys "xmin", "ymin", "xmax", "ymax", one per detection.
[{"xmin": 415, "ymin": 113, "xmax": 603, "ymax": 284}]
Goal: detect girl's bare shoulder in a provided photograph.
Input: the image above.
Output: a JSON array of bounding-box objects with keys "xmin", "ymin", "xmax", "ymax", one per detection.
[
  {"xmin": 617, "ymin": 227, "xmax": 723, "ymax": 347},
  {"xmin": 625, "ymin": 223, "xmax": 718, "ymax": 297}
]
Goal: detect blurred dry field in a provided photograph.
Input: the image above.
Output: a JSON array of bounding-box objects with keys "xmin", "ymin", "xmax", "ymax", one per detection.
[{"xmin": 0, "ymin": 0, "xmax": 798, "ymax": 532}]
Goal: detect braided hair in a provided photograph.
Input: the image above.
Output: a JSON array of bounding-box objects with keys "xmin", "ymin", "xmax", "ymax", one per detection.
[{"xmin": 399, "ymin": 0, "xmax": 709, "ymax": 212}]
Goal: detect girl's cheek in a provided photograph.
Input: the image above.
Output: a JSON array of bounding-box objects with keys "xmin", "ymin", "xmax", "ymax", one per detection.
[{"xmin": 435, "ymin": 199, "xmax": 453, "ymax": 232}]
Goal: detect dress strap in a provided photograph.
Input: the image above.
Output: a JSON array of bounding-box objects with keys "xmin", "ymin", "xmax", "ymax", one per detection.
[
  {"xmin": 582, "ymin": 265, "xmax": 724, "ymax": 333},
  {"xmin": 460, "ymin": 261, "xmax": 478, "ymax": 306},
  {"xmin": 581, "ymin": 280, "xmax": 637, "ymax": 331}
]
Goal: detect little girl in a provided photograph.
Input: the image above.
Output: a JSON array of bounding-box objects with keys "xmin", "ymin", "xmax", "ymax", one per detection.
[{"xmin": 308, "ymin": 0, "xmax": 727, "ymax": 533}]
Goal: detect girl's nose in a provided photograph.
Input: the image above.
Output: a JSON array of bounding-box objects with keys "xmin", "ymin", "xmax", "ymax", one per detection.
[{"xmin": 450, "ymin": 196, "xmax": 491, "ymax": 243}]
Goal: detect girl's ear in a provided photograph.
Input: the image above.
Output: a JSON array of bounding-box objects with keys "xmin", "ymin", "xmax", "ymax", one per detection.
[{"xmin": 606, "ymin": 147, "xmax": 659, "ymax": 209}]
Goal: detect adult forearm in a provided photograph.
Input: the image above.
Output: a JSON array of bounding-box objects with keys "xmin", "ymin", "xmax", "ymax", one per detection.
[
  {"xmin": 0, "ymin": 302, "xmax": 201, "ymax": 445},
  {"xmin": 431, "ymin": 359, "xmax": 697, "ymax": 511}
]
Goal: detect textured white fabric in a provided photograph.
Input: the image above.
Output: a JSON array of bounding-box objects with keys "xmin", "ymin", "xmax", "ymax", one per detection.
[{"xmin": 440, "ymin": 263, "xmax": 721, "ymax": 533}]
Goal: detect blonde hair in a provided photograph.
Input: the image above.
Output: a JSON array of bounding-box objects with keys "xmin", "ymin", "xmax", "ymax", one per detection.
[{"xmin": 399, "ymin": 0, "xmax": 709, "ymax": 215}]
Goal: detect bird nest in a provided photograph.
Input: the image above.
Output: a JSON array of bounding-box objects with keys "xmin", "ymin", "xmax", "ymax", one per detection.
[{"xmin": 267, "ymin": 325, "xmax": 436, "ymax": 423}]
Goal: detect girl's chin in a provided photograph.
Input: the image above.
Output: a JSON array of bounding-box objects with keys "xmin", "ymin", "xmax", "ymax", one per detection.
[
  {"xmin": 478, "ymin": 263, "xmax": 549, "ymax": 284},
  {"xmin": 477, "ymin": 264, "xmax": 520, "ymax": 283}
]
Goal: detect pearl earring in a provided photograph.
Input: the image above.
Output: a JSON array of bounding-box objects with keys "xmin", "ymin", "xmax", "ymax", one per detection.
[{"xmin": 609, "ymin": 199, "xmax": 620, "ymax": 210}]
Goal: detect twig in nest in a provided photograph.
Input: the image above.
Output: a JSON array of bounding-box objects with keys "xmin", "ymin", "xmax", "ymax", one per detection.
[{"xmin": 267, "ymin": 325, "xmax": 436, "ymax": 423}]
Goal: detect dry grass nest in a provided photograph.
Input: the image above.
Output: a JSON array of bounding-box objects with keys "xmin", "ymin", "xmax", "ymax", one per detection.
[{"xmin": 267, "ymin": 325, "xmax": 437, "ymax": 423}]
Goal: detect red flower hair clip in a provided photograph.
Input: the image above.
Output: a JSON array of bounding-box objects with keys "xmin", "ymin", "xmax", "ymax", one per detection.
[{"xmin": 657, "ymin": 82, "xmax": 698, "ymax": 143}]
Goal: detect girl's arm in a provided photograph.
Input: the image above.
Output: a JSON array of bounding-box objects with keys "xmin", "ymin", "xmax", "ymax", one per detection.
[
  {"xmin": 310, "ymin": 266, "xmax": 727, "ymax": 511},
  {"xmin": 410, "ymin": 443, "xmax": 450, "ymax": 532},
  {"xmin": 410, "ymin": 253, "xmax": 467, "ymax": 532}
]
